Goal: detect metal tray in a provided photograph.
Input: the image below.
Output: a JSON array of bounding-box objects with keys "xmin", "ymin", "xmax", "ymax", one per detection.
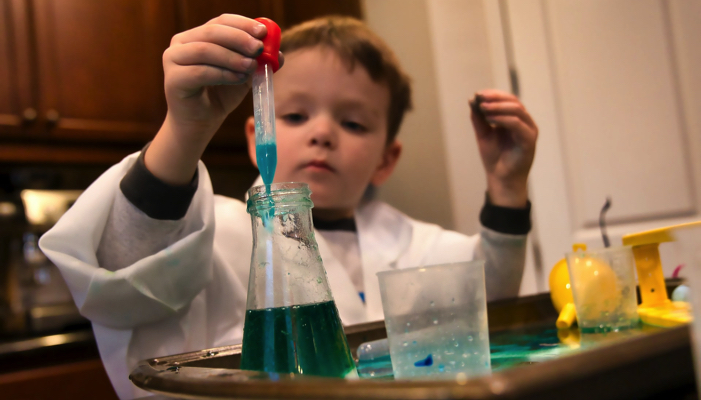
[{"xmin": 130, "ymin": 291, "xmax": 696, "ymax": 400}]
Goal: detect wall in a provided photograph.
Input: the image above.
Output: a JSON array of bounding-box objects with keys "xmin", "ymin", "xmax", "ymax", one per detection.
[
  {"xmin": 363, "ymin": 0, "xmax": 498, "ymax": 235},
  {"xmin": 362, "ymin": 0, "xmax": 454, "ymax": 230}
]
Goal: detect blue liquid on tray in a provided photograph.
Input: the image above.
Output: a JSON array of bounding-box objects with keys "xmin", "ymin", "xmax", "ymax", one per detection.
[{"xmin": 256, "ymin": 142, "xmax": 277, "ymax": 186}]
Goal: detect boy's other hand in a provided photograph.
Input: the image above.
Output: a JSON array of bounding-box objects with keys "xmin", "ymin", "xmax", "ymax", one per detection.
[
  {"xmin": 147, "ymin": 15, "xmax": 284, "ymax": 185},
  {"xmin": 469, "ymin": 89, "xmax": 538, "ymax": 208}
]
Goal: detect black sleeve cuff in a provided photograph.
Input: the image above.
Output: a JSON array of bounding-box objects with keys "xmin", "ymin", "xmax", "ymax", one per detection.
[
  {"xmin": 479, "ymin": 192, "xmax": 531, "ymax": 235},
  {"xmin": 119, "ymin": 143, "xmax": 199, "ymax": 220}
]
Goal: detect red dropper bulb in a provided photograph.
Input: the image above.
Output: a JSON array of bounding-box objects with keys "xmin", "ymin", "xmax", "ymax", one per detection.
[{"xmin": 254, "ymin": 17, "xmax": 281, "ymax": 72}]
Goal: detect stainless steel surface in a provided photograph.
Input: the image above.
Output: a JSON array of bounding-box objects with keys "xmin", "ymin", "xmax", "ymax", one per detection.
[
  {"xmin": 0, "ymin": 330, "xmax": 93, "ymax": 355},
  {"xmin": 0, "ymin": 189, "xmax": 85, "ymax": 337}
]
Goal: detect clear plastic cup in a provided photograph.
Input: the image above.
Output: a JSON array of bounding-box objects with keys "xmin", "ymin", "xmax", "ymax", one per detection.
[
  {"xmin": 377, "ymin": 261, "xmax": 490, "ymax": 380},
  {"xmin": 566, "ymin": 246, "xmax": 639, "ymax": 333}
]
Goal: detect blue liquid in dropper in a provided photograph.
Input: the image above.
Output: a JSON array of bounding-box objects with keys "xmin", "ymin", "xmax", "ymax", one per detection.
[
  {"xmin": 256, "ymin": 142, "xmax": 277, "ymax": 186},
  {"xmin": 256, "ymin": 141, "xmax": 277, "ymax": 229}
]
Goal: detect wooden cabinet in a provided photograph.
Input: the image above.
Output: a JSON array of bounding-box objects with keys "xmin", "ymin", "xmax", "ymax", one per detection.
[
  {"xmin": 32, "ymin": 0, "xmax": 177, "ymax": 144},
  {"xmin": 1, "ymin": 0, "xmax": 176, "ymax": 145},
  {"xmin": 0, "ymin": 0, "xmax": 361, "ymax": 166},
  {"xmin": 0, "ymin": 0, "xmax": 35, "ymax": 136}
]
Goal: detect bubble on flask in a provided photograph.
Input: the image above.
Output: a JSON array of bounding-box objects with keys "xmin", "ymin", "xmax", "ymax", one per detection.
[
  {"xmin": 433, "ymin": 319, "xmax": 438, "ymax": 325},
  {"xmin": 430, "ymin": 301, "xmax": 435, "ymax": 307}
]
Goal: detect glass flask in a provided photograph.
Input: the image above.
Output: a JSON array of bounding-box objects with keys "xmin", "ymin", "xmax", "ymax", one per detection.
[{"xmin": 240, "ymin": 182, "xmax": 357, "ymax": 378}]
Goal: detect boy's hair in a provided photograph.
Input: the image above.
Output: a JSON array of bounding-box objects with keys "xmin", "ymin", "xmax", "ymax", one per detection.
[{"xmin": 280, "ymin": 16, "xmax": 413, "ymax": 143}]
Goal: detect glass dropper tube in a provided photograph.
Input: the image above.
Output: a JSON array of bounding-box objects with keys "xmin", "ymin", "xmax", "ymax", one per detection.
[{"xmin": 253, "ymin": 62, "xmax": 277, "ymax": 186}]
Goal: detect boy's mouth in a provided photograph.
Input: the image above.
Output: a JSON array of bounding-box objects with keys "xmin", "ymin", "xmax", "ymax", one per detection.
[{"xmin": 304, "ymin": 160, "xmax": 335, "ymax": 172}]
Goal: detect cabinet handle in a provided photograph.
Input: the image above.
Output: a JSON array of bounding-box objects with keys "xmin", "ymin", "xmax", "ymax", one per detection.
[
  {"xmin": 22, "ymin": 108, "xmax": 37, "ymax": 123},
  {"xmin": 46, "ymin": 109, "xmax": 60, "ymax": 124}
]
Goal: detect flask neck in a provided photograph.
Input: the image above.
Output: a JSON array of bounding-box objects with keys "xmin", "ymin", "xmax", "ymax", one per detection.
[{"xmin": 245, "ymin": 183, "xmax": 333, "ymax": 311}]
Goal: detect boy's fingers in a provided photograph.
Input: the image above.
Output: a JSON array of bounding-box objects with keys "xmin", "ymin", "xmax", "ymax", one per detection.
[
  {"xmin": 172, "ymin": 24, "xmax": 263, "ymax": 58},
  {"xmin": 206, "ymin": 14, "xmax": 268, "ymax": 39},
  {"xmin": 166, "ymin": 42, "xmax": 258, "ymax": 74},
  {"xmin": 474, "ymin": 89, "xmax": 519, "ymax": 103},
  {"xmin": 278, "ymin": 51, "xmax": 285, "ymax": 69},
  {"xmin": 480, "ymin": 101, "xmax": 537, "ymax": 130},
  {"xmin": 469, "ymin": 100, "xmax": 492, "ymax": 138},
  {"xmin": 168, "ymin": 64, "xmax": 249, "ymax": 94},
  {"xmin": 484, "ymin": 115, "xmax": 537, "ymax": 146}
]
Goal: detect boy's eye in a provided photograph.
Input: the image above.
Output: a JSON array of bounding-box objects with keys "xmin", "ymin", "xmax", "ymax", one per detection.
[
  {"xmin": 342, "ymin": 120, "xmax": 367, "ymax": 133},
  {"xmin": 281, "ymin": 113, "xmax": 307, "ymax": 124}
]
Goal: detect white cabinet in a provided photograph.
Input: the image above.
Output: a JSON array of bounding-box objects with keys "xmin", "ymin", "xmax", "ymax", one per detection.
[{"xmin": 503, "ymin": 0, "xmax": 701, "ymax": 291}]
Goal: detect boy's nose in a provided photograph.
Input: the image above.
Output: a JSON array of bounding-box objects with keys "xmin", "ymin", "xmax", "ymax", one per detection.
[{"xmin": 308, "ymin": 117, "xmax": 337, "ymax": 149}]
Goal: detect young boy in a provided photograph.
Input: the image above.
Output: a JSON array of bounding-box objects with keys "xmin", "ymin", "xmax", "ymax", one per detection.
[{"xmin": 39, "ymin": 15, "xmax": 537, "ymax": 399}]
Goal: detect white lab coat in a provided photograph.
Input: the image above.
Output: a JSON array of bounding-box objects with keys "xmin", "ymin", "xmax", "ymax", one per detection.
[{"xmin": 39, "ymin": 152, "xmax": 524, "ymax": 399}]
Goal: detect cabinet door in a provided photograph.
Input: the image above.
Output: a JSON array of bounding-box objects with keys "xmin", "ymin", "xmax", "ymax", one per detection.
[
  {"xmin": 0, "ymin": 0, "xmax": 36, "ymax": 136},
  {"xmin": 504, "ymin": 0, "xmax": 701, "ymax": 288},
  {"xmin": 31, "ymin": 0, "xmax": 178, "ymax": 144}
]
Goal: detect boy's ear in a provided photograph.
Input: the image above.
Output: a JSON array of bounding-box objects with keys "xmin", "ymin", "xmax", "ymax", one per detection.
[
  {"xmin": 245, "ymin": 116, "xmax": 258, "ymax": 168},
  {"xmin": 370, "ymin": 140, "xmax": 402, "ymax": 186}
]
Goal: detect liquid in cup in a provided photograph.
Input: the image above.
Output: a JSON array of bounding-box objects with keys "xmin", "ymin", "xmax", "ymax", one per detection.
[
  {"xmin": 566, "ymin": 246, "xmax": 639, "ymax": 333},
  {"xmin": 378, "ymin": 261, "xmax": 491, "ymax": 380}
]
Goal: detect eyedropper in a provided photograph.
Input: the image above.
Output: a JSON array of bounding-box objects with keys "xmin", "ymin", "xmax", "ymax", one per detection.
[{"xmin": 252, "ymin": 18, "xmax": 281, "ymax": 187}]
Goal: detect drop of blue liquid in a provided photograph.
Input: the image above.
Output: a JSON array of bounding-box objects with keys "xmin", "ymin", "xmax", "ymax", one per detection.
[{"xmin": 414, "ymin": 354, "xmax": 433, "ymax": 367}]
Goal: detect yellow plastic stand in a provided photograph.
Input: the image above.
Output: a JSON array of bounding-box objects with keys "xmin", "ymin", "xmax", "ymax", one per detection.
[
  {"xmin": 549, "ymin": 244, "xmax": 587, "ymax": 329},
  {"xmin": 622, "ymin": 221, "xmax": 701, "ymax": 327}
]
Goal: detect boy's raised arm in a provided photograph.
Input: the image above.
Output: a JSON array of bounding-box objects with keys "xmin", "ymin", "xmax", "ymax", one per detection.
[
  {"xmin": 468, "ymin": 89, "xmax": 538, "ymax": 299},
  {"xmin": 146, "ymin": 14, "xmax": 283, "ymax": 185},
  {"xmin": 469, "ymin": 89, "xmax": 538, "ymax": 208},
  {"xmin": 38, "ymin": 15, "xmax": 283, "ymax": 329}
]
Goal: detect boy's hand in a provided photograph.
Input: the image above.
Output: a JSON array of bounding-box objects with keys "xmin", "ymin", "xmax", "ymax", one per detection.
[
  {"xmin": 469, "ymin": 89, "xmax": 538, "ymax": 208},
  {"xmin": 163, "ymin": 14, "xmax": 274, "ymax": 139},
  {"xmin": 147, "ymin": 15, "xmax": 283, "ymax": 185}
]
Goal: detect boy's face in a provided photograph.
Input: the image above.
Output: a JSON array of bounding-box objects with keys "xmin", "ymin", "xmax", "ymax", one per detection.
[{"xmin": 246, "ymin": 47, "xmax": 401, "ymax": 219}]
